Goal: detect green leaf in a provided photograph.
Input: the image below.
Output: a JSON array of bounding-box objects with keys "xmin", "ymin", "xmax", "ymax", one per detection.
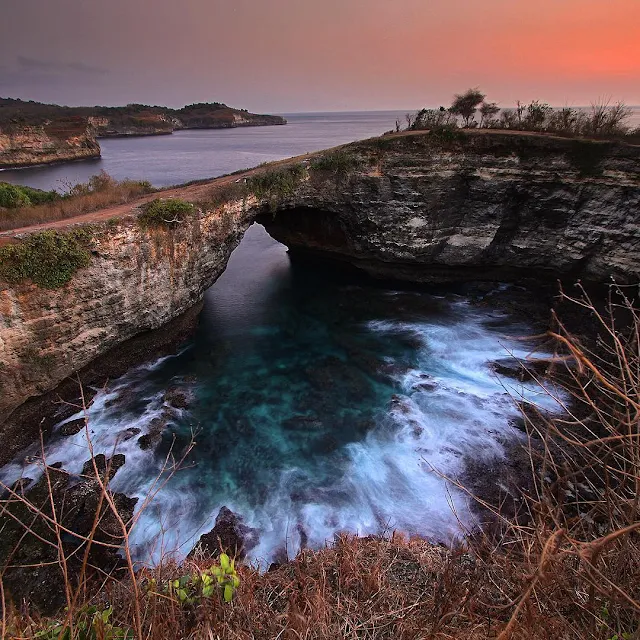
[
  {"xmin": 202, "ymin": 584, "xmax": 214, "ymax": 598},
  {"xmin": 224, "ymin": 585, "xmax": 234, "ymax": 602},
  {"xmin": 231, "ymin": 575, "xmax": 240, "ymax": 588},
  {"xmin": 220, "ymin": 553, "xmax": 230, "ymax": 569}
]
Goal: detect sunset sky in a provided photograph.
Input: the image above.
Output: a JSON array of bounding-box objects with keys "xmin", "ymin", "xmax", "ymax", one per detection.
[{"xmin": 1, "ymin": 0, "xmax": 639, "ymax": 112}]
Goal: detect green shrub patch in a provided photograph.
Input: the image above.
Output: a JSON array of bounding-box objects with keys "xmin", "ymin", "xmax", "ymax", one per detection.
[
  {"xmin": 0, "ymin": 229, "xmax": 92, "ymax": 288},
  {"xmin": 139, "ymin": 198, "xmax": 196, "ymax": 226}
]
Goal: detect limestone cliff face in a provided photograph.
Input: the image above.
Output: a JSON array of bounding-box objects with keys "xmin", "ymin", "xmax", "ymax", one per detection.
[
  {"xmin": 0, "ymin": 200, "xmax": 254, "ymax": 461},
  {"xmin": 0, "ymin": 131, "xmax": 638, "ymax": 457},
  {"xmin": 261, "ymin": 133, "xmax": 640, "ymax": 284},
  {"xmin": 87, "ymin": 115, "xmax": 176, "ymax": 137},
  {"xmin": 0, "ymin": 117, "xmax": 101, "ymax": 168}
]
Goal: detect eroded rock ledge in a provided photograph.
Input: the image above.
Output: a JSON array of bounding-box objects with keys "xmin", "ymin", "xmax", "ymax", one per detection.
[
  {"xmin": 260, "ymin": 132, "xmax": 640, "ymax": 284},
  {"xmin": 0, "ymin": 130, "xmax": 638, "ymax": 461}
]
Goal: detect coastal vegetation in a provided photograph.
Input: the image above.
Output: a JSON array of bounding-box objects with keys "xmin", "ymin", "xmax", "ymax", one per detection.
[
  {"xmin": 0, "ymin": 172, "xmax": 154, "ymax": 231},
  {"xmin": 0, "ymin": 228, "xmax": 92, "ymax": 288},
  {"xmin": 138, "ymin": 198, "xmax": 196, "ymax": 227},
  {"xmin": 309, "ymin": 149, "xmax": 362, "ymax": 174},
  {"xmin": 406, "ymin": 88, "xmax": 639, "ymax": 140},
  {"xmin": 244, "ymin": 164, "xmax": 307, "ymax": 201},
  {"xmin": 0, "ymin": 183, "xmax": 59, "ymax": 209},
  {"xmin": 2, "ymin": 289, "xmax": 639, "ymax": 639},
  {"xmin": 0, "ymin": 98, "xmax": 286, "ymax": 136}
]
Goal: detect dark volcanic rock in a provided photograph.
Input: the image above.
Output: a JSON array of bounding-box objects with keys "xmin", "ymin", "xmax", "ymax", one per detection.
[
  {"xmin": 0, "ymin": 455, "xmax": 137, "ymax": 614},
  {"xmin": 490, "ymin": 357, "xmax": 550, "ymax": 382},
  {"xmin": 59, "ymin": 418, "xmax": 85, "ymax": 436},
  {"xmin": 81, "ymin": 453, "xmax": 126, "ymax": 482},
  {"xmin": 163, "ymin": 385, "xmax": 192, "ymax": 409},
  {"xmin": 137, "ymin": 411, "xmax": 172, "ymax": 451},
  {"xmin": 189, "ymin": 506, "xmax": 259, "ymax": 560},
  {"xmin": 117, "ymin": 426, "xmax": 141, "ymax": 442}
]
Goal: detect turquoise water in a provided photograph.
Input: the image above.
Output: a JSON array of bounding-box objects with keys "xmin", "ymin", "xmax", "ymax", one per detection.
[{"xmin": 0, "ymin": 224, "xmax": 561, "ymax": 566}]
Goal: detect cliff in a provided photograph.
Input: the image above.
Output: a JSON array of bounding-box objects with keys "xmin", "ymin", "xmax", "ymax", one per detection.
[
  {"xmin": 0, "ymin": 116, "xmax": 101, "ymax": 168},
  {"xmin": 0, "ymin": 98, "xmax": 286, "ymax": 166},
  {"xmin": 0, "ymin": 130, "xmax": 638, "ymax": 462},
  {"xmin": 260, "ymin": 131, "xmax": 640, "ymax": 284}
]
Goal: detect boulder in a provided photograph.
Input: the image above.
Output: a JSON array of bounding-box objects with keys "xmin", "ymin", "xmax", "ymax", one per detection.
[
  {"xmin": 59, "ymin": 418, "xmax": 85, "ymax": 436},
  {"xmin": 0, "ymin": 454, "xmax": 137, "ymax": 614},
  {"xmin": 490, "ymin": 357, "xmax": 549, "ymax": 382},
  {"xmin": 189, "ymin": 506, "xmax": 259, "ymax": 560},
  {"xmin": 163, "ymin": 385, "xmax": 192, "ymax": 409}
]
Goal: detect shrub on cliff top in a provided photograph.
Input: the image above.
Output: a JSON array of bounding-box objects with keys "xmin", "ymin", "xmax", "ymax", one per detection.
[
  {"xmin": 0, "ymin": 182, "xmax": 59, "ymax": 209},
  {"xmin": 138, "ymin": 198, "xmax": 196, "ymax": 226},
  {"xmin": 310, "ymin": 150, "xmax": 361, "ymax": 174},
  {"xmin": 245, "ymin": 164, "xmax": 306, "ymax": 201},
  {"xmin": 0, "ymin": 173, "xmax": 154, "ymax": 233},
  {"xmin": 0, "ymin": 228, "xmax": 92, "ymax": 288}
]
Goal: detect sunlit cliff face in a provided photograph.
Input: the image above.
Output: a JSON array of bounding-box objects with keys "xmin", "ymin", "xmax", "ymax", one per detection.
[{"xmin": 0, "ymin": 0, "xmax": 638, "ymax": 111}]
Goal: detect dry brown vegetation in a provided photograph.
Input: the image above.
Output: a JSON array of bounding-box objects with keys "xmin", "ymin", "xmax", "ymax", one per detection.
[
  {"xmin": 409, "ymin": 92, "xmax": 638, "ymax": 142},
  {"xmin": 2, "ymin": 287, "xmax": 639, "ymax": 639},
  {"xmin": 0, "ymin": 172, "xmax": 154, "ymax": 232}
]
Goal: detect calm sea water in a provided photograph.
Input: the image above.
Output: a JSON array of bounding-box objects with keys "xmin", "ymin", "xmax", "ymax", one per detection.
[
  {"xmin": 0, "ymin": 111, "xmax": 407, "ymax": 191},
  {"xmin": 0, "ymin": 224, "xmax": 561, "ymax": 566}
]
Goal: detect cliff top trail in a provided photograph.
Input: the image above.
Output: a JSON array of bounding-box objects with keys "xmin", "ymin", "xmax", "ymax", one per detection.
[
  {"xmin": 0, "ymin": 149, "xmax": 317, "ymax": 242},
  {"xmin": 2, "ymin": 128, "xmax": 636, "ymax": 243}
]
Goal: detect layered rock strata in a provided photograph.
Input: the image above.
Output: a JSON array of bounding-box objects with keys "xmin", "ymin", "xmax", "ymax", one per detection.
[{"xmin": 0, "ymin": 117, "xmax": 101, "ymax": 168}]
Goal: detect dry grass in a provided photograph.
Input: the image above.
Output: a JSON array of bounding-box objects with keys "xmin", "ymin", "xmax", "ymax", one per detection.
[
  {"xmin": 2, "ymin": 286, "xmax": 639, "ymax": 639},
  {"xmin": 0, "ymin": 172, "xmax": 154, "ymax": 232}
]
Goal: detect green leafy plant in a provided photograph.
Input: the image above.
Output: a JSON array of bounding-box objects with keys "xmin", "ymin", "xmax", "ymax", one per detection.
[
  {"xmin": 138, "ymin": 198, "xmax": 196, "ymax": 226},
  {"xmin": 0, "ymin": 182, "xmax": 60, "ymax": 209},
  {"xmin": 0, "ymin": 228, "xmax": 92, "ymax": 288},
  {"xmin": 162, "ymin": 553, "xmax": 241, "ymax": 605},
  {"xmin": 35, "ymin": 605, "xmax": 133, "ymax": 640}
]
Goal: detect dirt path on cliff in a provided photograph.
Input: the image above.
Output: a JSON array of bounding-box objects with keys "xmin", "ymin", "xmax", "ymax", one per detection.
[{"xmin": 0, "ymin": 150, "xmax": 320, "ymax": 243}]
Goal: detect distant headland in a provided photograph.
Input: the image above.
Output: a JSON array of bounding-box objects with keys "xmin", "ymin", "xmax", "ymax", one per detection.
[{"xmin": 0, "ymin": 98, "xmax": 287, "ymax": 168}]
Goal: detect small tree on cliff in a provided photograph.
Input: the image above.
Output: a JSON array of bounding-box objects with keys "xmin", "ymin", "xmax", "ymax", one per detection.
[
  {"xmin": 450, "ymin": 88, "xmax": 485, "ymax": 127},
  {"xmin": 479, "ymin": 101, "xmax": 500, "ymax": 127}
]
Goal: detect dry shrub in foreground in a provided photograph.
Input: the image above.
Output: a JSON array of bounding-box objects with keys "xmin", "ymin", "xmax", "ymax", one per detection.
[
  {"xmin": 472, "ymin": 283, "xmax": 640, "ymax": 640},
  {"xmin": 3, "ymin": 286, "xmax": 640, "ymax": 639},
  {"xmin": 0, "ymin": 172, "xmax": 154, "ymax": 232}
]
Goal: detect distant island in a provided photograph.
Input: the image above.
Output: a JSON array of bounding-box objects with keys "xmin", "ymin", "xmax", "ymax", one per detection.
[{"xmin": 0, "ymin": 98, "xmax": 287, "ymax": 168}]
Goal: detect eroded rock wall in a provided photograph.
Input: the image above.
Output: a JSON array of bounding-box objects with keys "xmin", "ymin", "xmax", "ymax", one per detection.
[
  {"xmin": 0, "ymin": 131, "xmax": 638, "ymax": 457},
  {"xmin": 262, "ymin": 133, "xmax": 640, "ymax": 284},
  {"xmin": 0, "ymin": 201, "xmax": 253, "ymax": 462},
  {"xmin": 0, "ymin": 117, "xmax": 101, "ymax": 168}
]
